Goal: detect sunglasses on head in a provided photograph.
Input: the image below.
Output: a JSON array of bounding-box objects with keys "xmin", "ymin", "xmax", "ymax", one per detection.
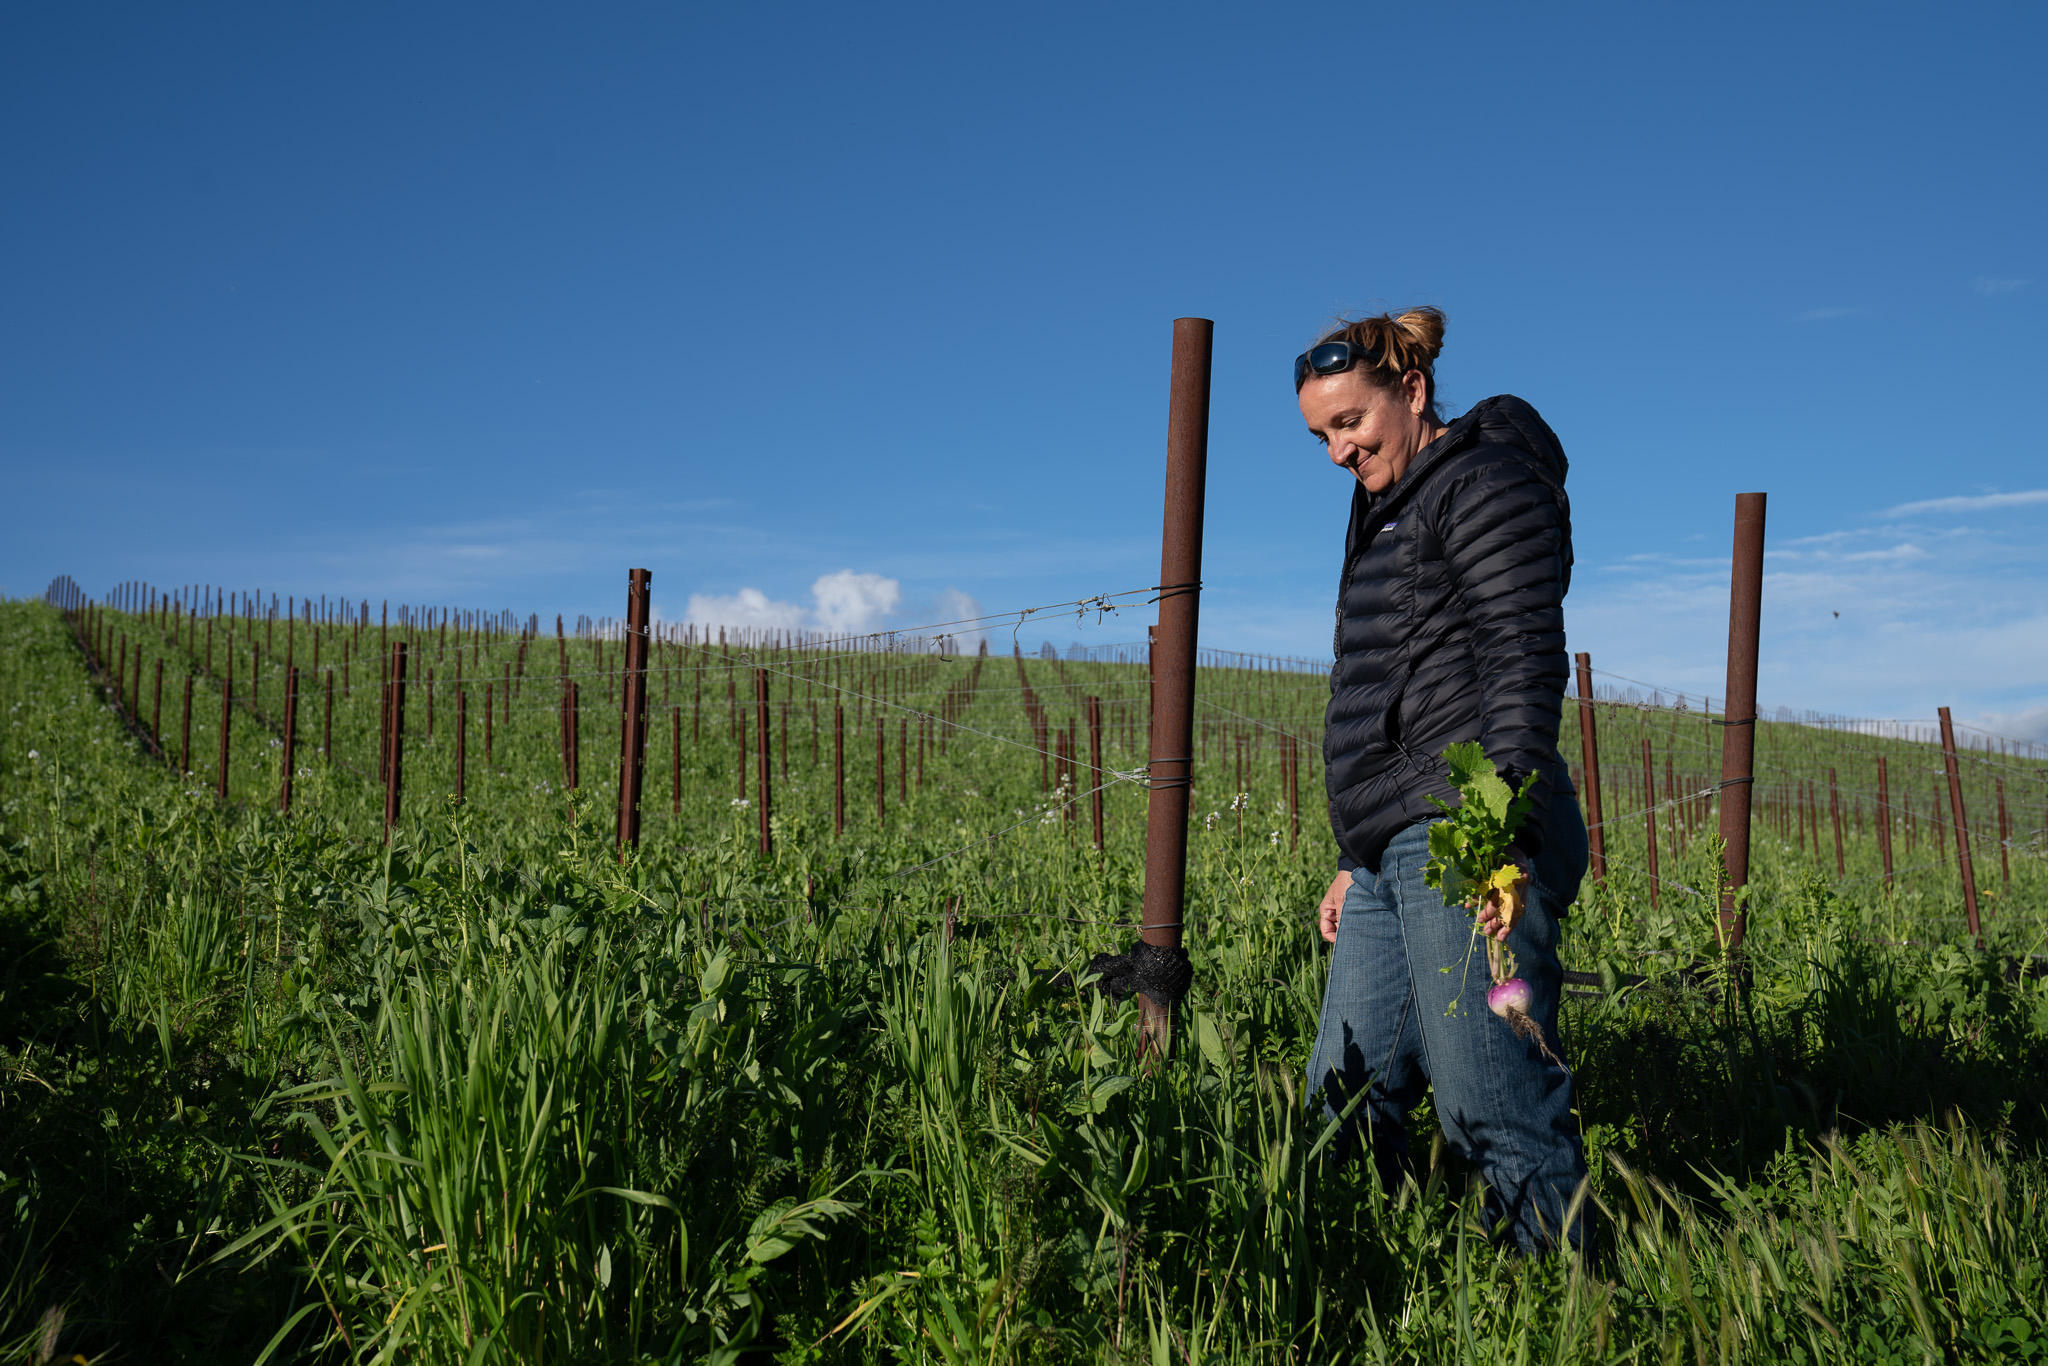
[{"xmin": 1293, "ymin": 340, "xmax": 1383, "ymax": 392}]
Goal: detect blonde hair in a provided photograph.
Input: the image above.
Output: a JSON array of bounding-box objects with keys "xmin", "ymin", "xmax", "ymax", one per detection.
[{"xmin": 1311, "ymin": 306, "xmax": 1446, "ymax": 420}]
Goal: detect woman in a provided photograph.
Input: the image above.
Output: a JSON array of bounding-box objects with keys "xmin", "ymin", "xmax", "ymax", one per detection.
[{"xmin": 1297, "ymin": 307, "xmax": 1590, "ymax": 1253}]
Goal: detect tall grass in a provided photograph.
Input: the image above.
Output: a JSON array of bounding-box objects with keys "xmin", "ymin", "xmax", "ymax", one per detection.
[{"xmin": 3, "ymin": 599, "xmax": 2047, "ymax": 1362}]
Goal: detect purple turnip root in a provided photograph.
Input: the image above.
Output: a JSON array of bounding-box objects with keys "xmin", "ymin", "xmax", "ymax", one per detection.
[
  {"xmin": 1487, "ymin": 978, "xmax": 1532, "ymax": 1018},
  {"xmin": 1487, "ymin": 977, "xmax": 1564, "ymax": 1068}
]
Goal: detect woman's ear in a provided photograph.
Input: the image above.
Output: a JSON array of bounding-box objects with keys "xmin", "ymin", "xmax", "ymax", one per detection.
[{"xmin": 1405, "ymin": 369, "xmax": 1431, "ymax": 416}]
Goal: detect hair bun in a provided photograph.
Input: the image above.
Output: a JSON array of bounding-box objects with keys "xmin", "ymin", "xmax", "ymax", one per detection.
[{"xmin": 1391, "ymin": 307, "xmax": 1445, "ymax": 366}]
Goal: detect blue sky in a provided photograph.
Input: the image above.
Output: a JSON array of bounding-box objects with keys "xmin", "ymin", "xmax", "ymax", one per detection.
[{"xmin": 4, "ymin": 3, "xmax": 2044, "ymax": 735}]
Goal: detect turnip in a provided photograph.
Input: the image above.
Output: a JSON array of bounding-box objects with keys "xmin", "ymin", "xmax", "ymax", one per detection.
[
  {"xmin": 1486, "ymin": 977, "xmax": 1533, "ymax": 1017},
  {"xmin": 1486, "ymin": 975, "xmax": 1563, "ymax": 1067}
]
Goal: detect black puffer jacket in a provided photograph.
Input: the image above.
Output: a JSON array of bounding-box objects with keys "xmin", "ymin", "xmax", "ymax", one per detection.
[{"xmin": 1324, "ymin": 394, "xmax": 1574, "ymax": 874}]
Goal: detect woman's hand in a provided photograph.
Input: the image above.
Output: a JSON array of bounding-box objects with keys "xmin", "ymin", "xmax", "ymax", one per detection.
[
  {"xmin": 1319, "ymin": 871, "xmax": 1351, "ymax": 943},
  {"xmin": 1475, "ymin": 847, "xmax": 1532, "ymax": 943}
]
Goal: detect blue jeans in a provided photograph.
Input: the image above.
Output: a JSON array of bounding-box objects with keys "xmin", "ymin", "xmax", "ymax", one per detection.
[{"xmin": 1306, "ymin": 815, "xmax": 1590, "ymax": 1253}]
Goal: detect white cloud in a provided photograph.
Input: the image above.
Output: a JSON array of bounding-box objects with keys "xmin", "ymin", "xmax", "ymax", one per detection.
[
  {"xmin": 1970, "ymin": 276, "xmax": 2032, "ymax": 296},
  {"xmin": 1883, "ymin": 489, "xmax": 2048, "ymax": 517},
  {"xmin": 683, "ymin": 587, "xmax": 808, "ymax": 631},
  {"xmin": 811, "ymin": 570, "xmax": 902, "ymax": 634},
  {"xmin": 1960, "ymin": 705, "xmax": 2048, "ymax": 743},
  {"xmin": 676, "ymin": 570, "xmax": 960, "ymax": 639},
  {"xmin": 933, "ymin": 588, "xmax": 986, "ymax": 646}
]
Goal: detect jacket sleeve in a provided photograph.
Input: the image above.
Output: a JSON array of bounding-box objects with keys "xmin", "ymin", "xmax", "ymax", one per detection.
[{"xmin": 1431, "ymin": 452, "xmax": 1570, "ymax": 855}]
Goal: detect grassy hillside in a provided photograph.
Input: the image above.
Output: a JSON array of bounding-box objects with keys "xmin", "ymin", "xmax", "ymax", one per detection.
[{"xmin": 4, "ymin": 595, "xmax": 2046, "ymax": 1363}]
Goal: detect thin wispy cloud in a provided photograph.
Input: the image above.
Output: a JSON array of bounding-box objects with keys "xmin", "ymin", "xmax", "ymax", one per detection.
[
  {"xmin": 1884, "ymin": 489, "xmax": 2048, "ymax": 517},
  {"xmin": 1970, "ymin": 276, "xmax": 2032, "ymax": 296},
  {"xmin": 1963, "ymin": 704, "xmax": 2048, "ymax": 743},
  {"xmin": 1568, "ymin": 491, "xmax": 2048, "ymax": 733},
  {"xmin": 1792, "ymin": 306, "xmax": 1864, "ymax": 322}
]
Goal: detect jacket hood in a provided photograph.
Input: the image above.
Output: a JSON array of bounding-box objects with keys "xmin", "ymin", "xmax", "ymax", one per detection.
[
  {"xmin": 1379, "ymin": 394, "xmax": 1569, "ymax": 510},
  {"xmin": 1346, "ymin": 392, "xmax": 1574, "ymax": 590},
  {"xmin": 1455, "ymin": 394, "xmax": 1569, "ymax": 484}
]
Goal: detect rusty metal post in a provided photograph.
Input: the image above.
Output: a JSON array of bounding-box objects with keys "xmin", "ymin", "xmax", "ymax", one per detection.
[
  {"xmin": 180, "ymin": 674, "xmax": 193, "ymax": 774},
  {"xmin": 456, "ymin": 688, "xmax": 467, "ymax": 802},
  {"xmin": 1937, "ymin": 707, "xmax": 1982, "ymax": 945},
  {"xmin": 834, "ymin": 703, "xmax": 846, "ymax": 835},
  {"xmin": 385, "ymin": 642, "xmax": 408, "ymax": 835},
  {"xmin": 151, "ymin": 658, "xmax": 164, "ymax": 755},
  {"xmin": 568, "ymin": 681, "xmax": 580, "ymax": 789},
  {"xmin": 1574, "ymin": 654, "xmax": 1607, "ymax": 882},
  {"xmin": 737, "ymin": 702, "xmax": 748, "ymax": 803},
  {"xmin": 1876, "ymin": 756, "xmax": 1894, "ymax": 889},
  {"xmin": 1641, "ymin": 736, "xmax": 1660, "ymax": 909},
  {"xmin": 671, "ymin": 705, "xmax": 682, "ymax": 815},
  {"xmin": 1716, "ymin": 492, "xmax": 1766, "ymax": 952},
  {"xmin": 1829, "ymin": 768, "xmax": 1845, "ymax": 876},
  {"xmin": 280, "ymin": 666, "xmax": 299, "ymax": 813},
  {"xmin": 1138, "ymin": 316, "xmax": 1212, "ymax": 1056},
  {"xmin": 217, "ymin": 663, "xmax": 233, "ymax": 801},
  {"xmin": 898, "ymin": 716, "xmax": 908, "ymax": 805},
  {"xmin": 617, "ymin": 568, "xmax": 653, "ymax": 856},
  {"xmin": 875, "ymin": 712, "xmax": 886, "ymax": 825},
  {"xmin": 1995, "ymin": 777, "xmax": 2010, "ymax": 885},
  {"xmin": 379, "ymin": 648, "xmax": 393, "ymax": 783},
  {"xmin": 756, "ymin": 668, "xmax": 773, "ymax": 856},
  {"xmin": 1087, "ymin": 694, "xmax": 1105, "ymax": 852}
]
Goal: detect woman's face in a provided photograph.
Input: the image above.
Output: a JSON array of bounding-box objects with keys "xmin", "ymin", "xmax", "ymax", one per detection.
[{"xmin": 1298, "ymin": 367, "xmax": 1440, "ymax": 493}]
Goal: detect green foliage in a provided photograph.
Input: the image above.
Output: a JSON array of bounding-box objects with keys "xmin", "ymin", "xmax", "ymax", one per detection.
[
  {"xmin": 1423, "ymin": 740, "xmax": 1539, "ymax": 907},
  {"xmin": 3, "ymin": 598, "xmax": 2047, "ymax": 1363}
]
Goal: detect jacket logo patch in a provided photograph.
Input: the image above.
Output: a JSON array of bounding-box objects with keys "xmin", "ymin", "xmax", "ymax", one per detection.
[{"xmin": 1380, "ymin": 521, "xmax": 1399, "ymax": 531}]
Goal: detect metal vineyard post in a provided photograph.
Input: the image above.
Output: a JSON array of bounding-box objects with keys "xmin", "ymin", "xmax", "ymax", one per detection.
[
  {"xmin": 616, "ymin": 568, "xmax": 652, "ymax": 857},
  {"xmin": 1574, "ymin": 653, "xmax": 1606, "ymax": 882},
  {"xmin": 385, "ymin": 643, "xmax": 408, "ymax": 836},
  {"xmin": 217, "ymin": 663, "xmax": 232, "ymax": 801},
  {"xmin": 1716, "ymin": 492, "xmax": 1766, "ymax": 952},
  {"xmin": 1877, "ymin": 756, "xmax": 1894, "ymax": 888},
  {"xmin": 1937, "ymin": 706, "xmax": 1982, "ymax": 946},
  {"xmin": 1139, "ymin": 315, "xmax": 1212, "ymax": 1056},
  {"xmin": 280, "ymin": 666, "xmax": 298, "ymax": 813},
  {"xmin": 756, "ymin": 668, "xmax": 773, "ymax": 857}
]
